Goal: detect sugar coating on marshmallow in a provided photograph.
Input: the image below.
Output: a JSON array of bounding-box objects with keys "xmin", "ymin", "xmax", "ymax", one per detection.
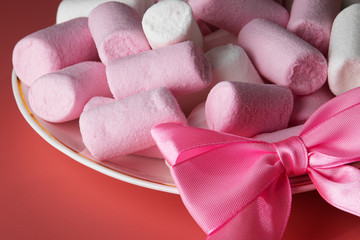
[
  {"xmin": 56, "ymin": 0, "xmax": 155, "ymax": 23},
  {"xmin": 205, "ymin": 81, "xmax": 294, "ymax": 137},
  {"xmin": 238, "ymin": 18, "xmax": 327, "ymax": 95},
  {"xmin": 106, "ymin": 41, "xmax": 211, "ymax": 99},
  {"xmin": 287, "ymin": 0, "xmax": 341, "ymax": 56},
  {"xmin": 289, "ymin": 85, "xmax": 334, "ymax": 126},
  {"xmin": 82, "ymin": 96, "xmax": 115, "ymax": 112},
  {"xmin": 187, "ymin": 102, "xmax": 208, "ymax": 129},
  {"xmin": 142, "ymin": 0, "xmax": 203, "ymax": 49},
  {"xmin": 203, "ymin": 29, "xmax": 238, "ymax": 52},
  {"xmin": 79, "ymin": 88, "xmax": 187, "ymax": 160},
  {"xmin": 328, "ymin": 4, "xmax": 360, "ymax": 95},
  {"xmin": 83, "ymin": 96, "xmax": 164, "ymax": 159},
  {"xmin": 205, "ymin": 44, "xmax": 264, "ymax": 85},
  {"xmin": 188, "ymin": 0, "xmax": 289, "ymax": 35},
  {"xmin": 88, "ymin": 2, "xmax": 151, "ymax": 65},
  {"xmin": 28, "ymin": 62, "xmax": 111, "ymax": 123},
  {"xmin": 12, "ymin": 18, "xmax": 98, "ymax": 86}
]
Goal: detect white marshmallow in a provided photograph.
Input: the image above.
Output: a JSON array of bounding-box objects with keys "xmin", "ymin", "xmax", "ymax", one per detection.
[
  {"xmin": 328, "ymin": 4, "xmax": 360, "ymax": 95},
  {"xmin": 187, "ymin": 102, "xmax": 208, "ymax": 129},
  {"xmin": 56, "ymin": 0, "xmax": 154, "ymax": 23},
  {"xmin": 203, "ymin": 29, "xmax": 238, "ymax": 52},
  {"xmin": 205, "ymin": 44, "xmax": 264, "ymax": 85},
  {"xmin": 142, "ymin": 0, "xmax": 203, "ymax": 49}
]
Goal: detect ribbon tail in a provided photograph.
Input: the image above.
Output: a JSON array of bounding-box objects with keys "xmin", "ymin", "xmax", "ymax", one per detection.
[
  {"xmin": 309, "ymin": 165, "xmax": 360, "ymax": 217},
  {"xmin": 207, "ymin": 173, "xmax": 292, "ymax": 240}
]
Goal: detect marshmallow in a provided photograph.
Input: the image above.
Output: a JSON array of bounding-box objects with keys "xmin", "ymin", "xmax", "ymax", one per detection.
[
  {"xmin": 187, "ymin": 102, "xmax": 208, "ymax": 129},
  {"xmin": 188, "ymin": 0, "xmax": 289, "ymax": 35},
  {"xmin": 205, "ymin": 81, "xmax": 294, "ymax": 137},
  {"xmin": 203, "ymin": 29, "xmax": 238, "ymax": 52},
  {"xmin": 106, "ymin": 41, "xmax": 211, "ymax": 100},
  {"xmin": 56, "ymin": 0, "xmax": 155, "ymax": 23},
  {"xmin": 287, "ymin": 0, "xmax": 341, "ymax": 56},
  {"xmin": 79, "ymin": 88, "xmax": 187, "ymax": 160},
  {"xmin": 88, "ymin": 2, "xmax": 151, "ymax": 65},
  {"xmin": 177, "ymin": 43, "xmax": 263, "ymax": 115},
  {"xmin": 328, "ymin": 4, "xmax": 360, "ymax": 95},
  {"xmin": 290, "ymin": 85, "xmax": 334, "ymax": 126},
  {"xmin": 12, "ymin": 17, "xmax": 98, "ymax": 86},
  {"xmin": 142, "ymin": 0, "xmax": 203, "ymax": 49},
  {"xmin": 83, "ymin": 96, "xmax": 164, "ymax": 159},
  {"xmin": 205, "ymin": 44, "xmax": 264, "ymax": 85},
  {"xmin": 238, "ymin": 18, "xmax": 327, "ymax": 95},
  {"xmin": 82, "ymin": 96, "xmax": 116, "ymax": 112},
  {"xmin": 254, "ymin": 125, "xmax": 303, "ymax": 143},
  {"xmin": 28, "ymin": 62, "xmax": 111, "ymax": 123}
]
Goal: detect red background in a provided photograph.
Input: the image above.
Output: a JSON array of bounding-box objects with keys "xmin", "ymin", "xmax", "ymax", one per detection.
[{"xmin": 1, "ymin": 1, "xmax": 360, "ymax": 239}]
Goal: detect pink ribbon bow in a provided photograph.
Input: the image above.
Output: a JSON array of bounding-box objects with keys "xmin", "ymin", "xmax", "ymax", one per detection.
[{"xmin": 151, "ymin": 87, "xmax": 360, "ymax": 240}]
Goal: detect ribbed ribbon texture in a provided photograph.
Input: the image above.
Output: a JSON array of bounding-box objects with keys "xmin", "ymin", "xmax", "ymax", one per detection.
[{"xmin": 151, "ymin": 86, "xmax": 360, "ymax": 240}]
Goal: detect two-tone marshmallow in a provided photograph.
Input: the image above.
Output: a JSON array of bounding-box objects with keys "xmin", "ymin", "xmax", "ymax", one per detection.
[
  {"xmin": 106, "ymin": 41, "xmax": 211, "ymax": 100},
  {"xmin": 28, "ymin": 61, "xmax": 111, "ymax": 123},
  {"xmin": 188, "ymin": 0, "xmax": 289, "ymax": 35},
  {"xmin": 328, "ymin": 4, "xmax": 360, "ymax": 95},
  {"xmin": 56, "ymin": 0, "xmax": 155, "ymax": 23},
  {"xmin": 203, "ymin": 29, "xmax": 238, "ymax": 52},
  {"xmin": 88, "ymin": 2, "xmax": 151, "ymax": 65},
  {"xmin": 79, "ymin": 88, "xmax": 187, "ymax": 160},
  {"xmin": 290, "ymin": 85, "xmax": 334, "ymax": 126},
  {"xmin": 205, "ymin": 81, "xmax": 294, "ymax": 137},
  {"xmin": 238, "ymin": 18, "xmax": 327, "ymax": 95},
  {"xmin": 13, "ymin": 18, "xmax": 98, "ymax": 86},
  {"xmin": 287, "ymin": 0, "xmax": 341, "ymax": 56},
  {"xmin": 205, "ymin": 44, "xmax": 263, "ymax": 85}
]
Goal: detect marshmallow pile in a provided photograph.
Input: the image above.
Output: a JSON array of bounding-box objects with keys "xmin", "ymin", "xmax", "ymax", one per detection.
[{"xmin": 12, "ymin": 0, "xmax": 360, "ymax": 161}]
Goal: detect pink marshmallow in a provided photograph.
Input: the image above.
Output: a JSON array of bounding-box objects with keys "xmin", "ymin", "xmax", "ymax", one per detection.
[
  {"xmin": 28, "ymin": 61, "xmax": 111, "ymax": 123},
  {"xmin": 203, "ymin": 29, "xmax": 238, "ymax": 52},
  {"xmin": 178, "ymin": 43, "xmax": 263, "ymax": 116},
  {"xmin": 187, "ymin": 102, "xmax": 208, "ymax": 129},
  {"xmin": 287, "ymin": 0, "xmax": 341, "ymax": 56},
  {"xmin": 88, "ymin": 2, "xmax": 151, "ymax": 65},
  {"xmin": 254, "ymin": 125, "xmax": 303, "ymax": 143},
  {"xmin": 238, "ymin": 18, "xmax": 327, "ymax": 95},
  {"xmin": 83, "ymin": 96, "xmax": 164, "ymax": 159},
  {"xmin": 12, "ymin": 17, "xmax": 98, "ymax": 86},
  {"xmin": 289, "ymin": 85, "xmax": 334, "ymax": 126},
  {"xmin": 83, "ymin": 96, "xmax": 116, "ymax": 112},
  {"xmin": 205, "ymin": 81, "xmax": 294, "ymax": 137},
  {"xmin": 106, "ymin": 41, "xmax": 211, "ymax": 100},
  {"xmin": 188, "ymin": 0, "xmax": 289, "ymax": 35},
  {"xmin": 79, "ymin": 88, "xmax": 187, "ymax": 160}
]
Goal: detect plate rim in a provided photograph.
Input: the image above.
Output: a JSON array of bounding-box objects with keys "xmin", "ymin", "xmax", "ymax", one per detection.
[
  {"xmin": 11, "ymin": 70, "xmax": 179, "ymax": 194},
  {"xmin": 12, "ymin": 70, "xmax": 319, "ymax": 195}
]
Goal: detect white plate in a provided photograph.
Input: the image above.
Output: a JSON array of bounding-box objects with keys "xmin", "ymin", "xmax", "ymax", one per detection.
[{"xmin": 12, "ymin": 70, "xmax": 318, "ymax": 194}]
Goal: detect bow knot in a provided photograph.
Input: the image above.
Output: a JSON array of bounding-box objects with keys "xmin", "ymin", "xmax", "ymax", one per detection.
[
  {"xmin": 152, "ymin": 87, "xmax": 360, "ymax": 240},
  {"xmin": 273, "ymin": 136, "xmax": 308, "ymax": 177}
]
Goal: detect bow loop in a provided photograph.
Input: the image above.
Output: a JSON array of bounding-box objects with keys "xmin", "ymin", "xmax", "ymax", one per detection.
[
  {"xmin": 151, "ymin": 87, "xmax": 360, "ymax": 240},
  {"xmin": 273, "ymin": 136, "xmax": 308, "ymax": 177}
]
